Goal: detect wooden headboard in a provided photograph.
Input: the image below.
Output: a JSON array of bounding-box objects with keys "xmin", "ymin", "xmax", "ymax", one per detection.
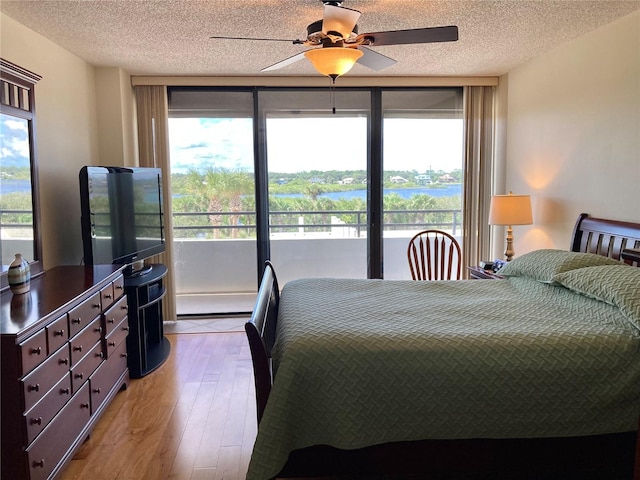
[{"xmin": 571, "ymin": 213, "xmax": 640, "ymax": 265}]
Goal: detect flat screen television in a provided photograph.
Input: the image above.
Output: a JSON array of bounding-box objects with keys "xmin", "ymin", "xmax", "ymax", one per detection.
[{"xmin": 79, "ymin": 166, "xmax": 165, "ymax": 277}]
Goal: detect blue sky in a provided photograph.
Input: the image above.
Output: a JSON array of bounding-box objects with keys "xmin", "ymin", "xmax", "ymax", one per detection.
[
  {"xmin": 168, "ymin": 117, "xmax": 463, "ymax": 174},
  {"xmin": 0, "ymin": 113, "xmax": 30, "ymax": 170}
]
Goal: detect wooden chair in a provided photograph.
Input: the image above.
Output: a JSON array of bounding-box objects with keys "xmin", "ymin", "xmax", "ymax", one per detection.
[{"xmin": 407, "ymin": 230, "xmax": 462, "ymax": 280}]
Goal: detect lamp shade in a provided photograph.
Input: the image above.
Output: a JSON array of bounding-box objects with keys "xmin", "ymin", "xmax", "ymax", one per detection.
[
  {"xmin": 488, "ymin": 193, "xmax": 533, "ymax": 226},
  {"xmin": 304, "ymin": 47, "xmax": 363, "ymax": 77}
]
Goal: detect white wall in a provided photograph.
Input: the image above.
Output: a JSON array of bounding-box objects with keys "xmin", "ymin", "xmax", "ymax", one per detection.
[
  {"xmin": 500, "ymin": 11, "xmax": 640, "ymax": 257},
  {"xmin": 95, "ymin": 67, "xmax": 137, "ymax": 168}
]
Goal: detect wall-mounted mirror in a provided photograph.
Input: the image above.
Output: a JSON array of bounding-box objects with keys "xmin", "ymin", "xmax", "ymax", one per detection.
[{"xmin": 1, "ymin": 59, "xmax": 43, "ymax": 291}]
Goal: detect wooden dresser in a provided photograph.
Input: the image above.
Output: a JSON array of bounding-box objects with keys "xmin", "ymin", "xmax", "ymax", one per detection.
[{"xmin": 1, "ymin": 265, "xmax": 130, "ymax": 480}]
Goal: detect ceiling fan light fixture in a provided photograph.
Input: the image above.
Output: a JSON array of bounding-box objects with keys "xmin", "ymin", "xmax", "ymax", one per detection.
[{"xmin": 304, "ymin": 47, "xmax": 363, "ymax": 77}]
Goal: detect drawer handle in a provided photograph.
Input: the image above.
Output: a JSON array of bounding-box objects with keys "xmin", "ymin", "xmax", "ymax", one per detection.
[
  {"xmin": 30, "ymin": 346, "xmax": 42, "ymax": 355},
  {"xmin": 28, "ymin": 384, "xmax": 40, "ymax": 392},
  {"xmin": 30, "ymin": 416, "xmax": 43, "ymax": 425},
  {"xmin": 81, "ymin": 402, "xmax": 90, "ymax": 409},
  {"xmin": 95, "ymin": 326, "xmax": 103, "ymax": 334},
  {"xmin": 108, "ymin": 341, "xmax": 116, "ymax": 347},
  {"xmin": 115, "ymin": 284, "xmax": 123, "ymax": 290},
  {"xmin": 73, "ymin": 345, "xmax": 83, "ymax": 352},
  {"xmin": 59, "ymin": 358, "xmax": 69, "ymax": 365},
  {"xmin": 54, "ymin": 329, "xmax": 65, "ymax": 337},
  {"xmin": 123, "ymin": 326, "xmax": 130, "ymax": 332},
  {"xmin": 33, "ymin": 459, "xmax": 45, "ymax": 468},
  {"xmin": 71, "ymin": 317, "xmax": 81, "ymax": 325},
  {"xmin": 107, "ymin": 318, "xmax": 115, "ymax": 324},
  {"xmin": 93, "ymin": 303, "xmax": 101, "ymax": 309},
  {"xmin": 104, "ymin": 293, "xmax": 112, "ymax": 299},
  {"xmin": 93, "ymin": 387, "xmax": 102, "ymax": 394},
  {"xmin": 121, "ymin": 305, "xmax": 128, "ymax": 311},
  {"xmin": 60, "ymin": 387, "xmax": 70, "ymax": 395},
  {"xmin": 75, "ymin": 373, "xmax": 84, "ymax": 380},
  {"xmin": 121, "ymin": 353, "xmax": 128, "ymax": 358},
  {"xmin": 97, "ymin": 351, "xmax": 104, "ymax": 359}
]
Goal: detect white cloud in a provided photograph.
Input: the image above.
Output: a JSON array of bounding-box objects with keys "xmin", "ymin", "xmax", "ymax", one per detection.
[{"xmin": 168, "ymin": 116, "xmax": 463, "ymax": 174}]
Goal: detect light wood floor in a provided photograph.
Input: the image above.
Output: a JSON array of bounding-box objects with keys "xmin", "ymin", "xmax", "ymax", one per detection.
[{"xmin": 60, "ymin": 332, "xmax": 257, "ymax": 480}]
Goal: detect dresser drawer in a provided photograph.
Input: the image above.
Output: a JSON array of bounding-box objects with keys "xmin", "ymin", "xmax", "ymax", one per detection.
[
  {"xmin": 103, "ymin": 295, "xmax": 129, "ymax": 337},
  {"xmin": 24, "ymin": 375, "xmax": 72, "ymax": 444},
  {"xmin": 46, "ymin": 313, "xmax": 68, "ymax": 355},
  {"xmin": 19, "ymin": 330, "xmax": 48, "ymax": 376},
  {"xmin": 90, "ymin": 341, "xmax": 128, "ymax": 414},
  {"xmin": 105, "ymin": 317, "xmax": 129, "ymax": 357},
  {"xmin": 113, "ymin": 275, "xmax": 125, "ymax": 300},
  {"xmin": 69, "ymin": 316, "xmax": 102, "ymax": 365},
  {"xmin": 71, "ymin": 342, "xmax": 104, "ymax": 394},
  {"xmin": 68, "ymin": 292, "xmax": 101, "ymax": 337},
  {"xmin": 26, "ymin": 382, "xmax": 91, "ymax": 480},
  {"xmin": 22, "ymin": 345, "xmax": 71, "ymax": 412},
  {"xmin": 100, "ymin": 282, "xmax": 115, "ymax": 311}
]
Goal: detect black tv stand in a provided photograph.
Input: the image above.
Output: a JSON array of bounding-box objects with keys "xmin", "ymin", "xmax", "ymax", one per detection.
[
  {"xmin": 124, "ymin": 264, "xmax": 170, "ymax": 378},
  {"xmin": 126, "ymin": 265, "xmax": 153, "ymax": 278}
]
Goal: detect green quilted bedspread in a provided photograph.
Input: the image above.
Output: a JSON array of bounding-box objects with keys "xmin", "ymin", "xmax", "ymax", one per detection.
[{"xmin": 246, "ymin": 277, "xmax": 640, "ymax": 480}]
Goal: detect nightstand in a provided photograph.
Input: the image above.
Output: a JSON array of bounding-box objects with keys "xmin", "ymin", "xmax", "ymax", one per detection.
[{"xmin": 467, "ymin": 266, "xmax": 504, "ymax": 280}]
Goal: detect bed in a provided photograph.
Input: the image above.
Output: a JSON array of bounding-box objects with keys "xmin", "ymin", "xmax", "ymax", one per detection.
[{"xmin": 245, "ymin": 213, "xmax": 640, "ymax": 480}]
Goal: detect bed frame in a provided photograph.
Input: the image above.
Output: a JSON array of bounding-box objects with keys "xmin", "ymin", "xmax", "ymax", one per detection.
[{"xmin": 246, "ymin": 213, "xmax": 640, "ymax": 479}]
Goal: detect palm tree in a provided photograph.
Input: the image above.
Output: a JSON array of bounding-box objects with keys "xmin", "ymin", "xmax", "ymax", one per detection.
[
  {"xmin": 304, "ymin": 183, "xmax": 324, "ymax": 201},
  {"xmin": 183, "ymin": 167, "xmax": 254, "ymax": 239}
]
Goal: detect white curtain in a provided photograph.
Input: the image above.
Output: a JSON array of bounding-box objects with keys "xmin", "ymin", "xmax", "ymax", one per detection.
[
  {"xmin": 462, "ymin": 85, "xmax": 495, "ymax": 275},
  {"xmin": 134, "ymin": 85, "xmax": 177, "ymax": 321}
]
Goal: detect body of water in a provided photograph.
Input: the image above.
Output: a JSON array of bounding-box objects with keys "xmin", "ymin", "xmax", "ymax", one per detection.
[
  {"xmin": 275, "ymin": 184, "xmax": 462, "ymax": 200},
  {"xmin": 2, "ymin": 179, "xmax": 462, "ymax": 201},
  {"xmin": 0, "ymin": 179, "xmax": 32, "ymax": 195}
]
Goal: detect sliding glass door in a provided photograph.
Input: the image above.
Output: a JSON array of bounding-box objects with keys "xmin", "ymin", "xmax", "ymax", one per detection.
[
  {"xmin": 381, "ymin": 89, "xmax": 464, "ymax": 280},
  {"xmin": 259, "ymin": 89, "xmax": 370, "ymax": 283},
  {"xmin": 168, "ymin": 90, "xmax": 258, "ymax": 315}
]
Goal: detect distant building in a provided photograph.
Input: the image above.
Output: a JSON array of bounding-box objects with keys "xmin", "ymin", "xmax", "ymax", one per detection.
[
  {"xmin": 439, "ymin": 174, "xmax": 456, "ymax": 183},
  {"xmin": 338, "ymin": 177, "xmax": 354, "ymax": 185},
  {"xmin": 414, "ymin": 174, "xmax": 432, "ymax": 185},
  {"xmin": 390, "ymin": 176, "xmax": 408, "ymax": 183}
]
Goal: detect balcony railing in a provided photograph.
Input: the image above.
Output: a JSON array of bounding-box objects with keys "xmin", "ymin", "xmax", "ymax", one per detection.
[
  {"xmin": 0, "ymin": 208, "xmax": 33, "ymax": 231},
  {"xmin": 172, "ymin": 209, "xmax": 462, "ymax": 238}
]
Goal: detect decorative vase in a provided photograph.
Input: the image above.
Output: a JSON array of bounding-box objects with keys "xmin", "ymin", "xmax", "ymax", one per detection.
[{"xmin": 8, "ymin": 253, "xmax": 31, "ymax": 294}]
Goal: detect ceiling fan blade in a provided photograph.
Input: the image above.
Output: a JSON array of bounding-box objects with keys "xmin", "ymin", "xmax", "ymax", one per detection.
[
  {"xmin": 322, "ymin": 4, "xmax": 361, "ymax": 38},
  {"xmin": 210, "ymin": 35, "xmax": 303, "ymax": 45},
  {"xmin": 261, "ymin": 51, "xmax": 307, "ymax": 72},
  {"xmin": 356, "ymin": 47, "xmax": 396, "ymax": 71},
  {"xmin": 356, "ymin": 25, "xmax": 458, "ymax": 46}
]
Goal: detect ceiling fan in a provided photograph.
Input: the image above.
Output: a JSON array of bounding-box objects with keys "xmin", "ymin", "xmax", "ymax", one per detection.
[{"xmin": 210, "ymin": 0, "xmax": 458, "ymax": 80}]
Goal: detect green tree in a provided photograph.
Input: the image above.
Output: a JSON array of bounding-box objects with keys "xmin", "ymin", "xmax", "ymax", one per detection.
[{"xmin": 183, "ymin": 167, "xmax": 254, "ymax": 239}]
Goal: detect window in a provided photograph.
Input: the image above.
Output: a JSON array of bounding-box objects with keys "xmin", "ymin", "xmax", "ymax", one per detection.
[
  {"xmin": 381, "ymin": 89, "xmax": 463, "ymax": 279},
  {"xmin": 0, "ymin": 59, "xmax": 42, "ymax": 290},
  {"xmin": 168, "ymin": 87, "xmax": 465, "ymax": 315}
]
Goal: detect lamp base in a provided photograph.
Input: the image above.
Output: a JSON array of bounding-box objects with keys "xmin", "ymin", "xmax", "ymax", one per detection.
[{"xmin": 504, "ymin": 225, "xmax": 515, "ymax": 262}]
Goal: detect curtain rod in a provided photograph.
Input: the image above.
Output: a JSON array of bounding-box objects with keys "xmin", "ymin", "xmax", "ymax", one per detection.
[{"xmin": 131, "ymin": 75, "xmax": 499, "ymax": 88}]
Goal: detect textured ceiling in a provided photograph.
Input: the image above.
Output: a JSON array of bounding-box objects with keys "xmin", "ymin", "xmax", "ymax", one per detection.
[{"xmin": 1, "ymin": 0, "xmax": 639, "ymax": 77}]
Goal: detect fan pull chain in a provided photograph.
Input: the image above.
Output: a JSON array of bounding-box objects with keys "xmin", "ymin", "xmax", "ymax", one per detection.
[{"xmin": 329, "ymin": 75, "xmax": 337, "ymax": 114}]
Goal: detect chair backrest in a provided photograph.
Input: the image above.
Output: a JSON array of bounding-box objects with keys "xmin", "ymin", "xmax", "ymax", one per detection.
[
  {"xmin": 407, "ymin": 230, "xmax": 462, "ymax": 280},
  {"xmin": 245, "ymin": 260, "xmax": 279, "ymax": 424}
]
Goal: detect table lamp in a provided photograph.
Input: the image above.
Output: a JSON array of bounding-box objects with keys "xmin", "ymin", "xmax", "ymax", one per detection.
[{"xmin": 488, "ymin": 192, "xmax": 533, "ymax": 261}]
